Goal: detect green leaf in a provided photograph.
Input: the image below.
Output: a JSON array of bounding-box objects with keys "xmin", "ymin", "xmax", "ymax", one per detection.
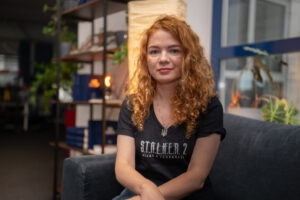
[
  {"xmin": 262, "ymin": 97, "xmax": 287, "ymax": 124},
  {"xmin": 287, "ymin": 102, "xmax": 299, "ymax": 125},
  {"xmin": 252, "ymin": 65, "xmax": 263, "ymax": 83},
  {"xmin": 262, "ymin": 96, "xmax": 299, "ymax": 125}
]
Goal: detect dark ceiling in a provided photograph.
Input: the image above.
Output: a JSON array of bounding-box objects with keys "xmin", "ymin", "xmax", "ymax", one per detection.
[
  {"xmin": 0, "ymin": 0, "xmax": 128, "ymax": 54},
  {"xmin": 2, "ymin": 0, "xmax": 85, "ymax": 42},
  {"xmin": 0, "ymin": 0, "xmax": 54, "ymax": 25},
  {"xmin": 0, "ymin": 0, "xmax": 64, "ymax": 54}
]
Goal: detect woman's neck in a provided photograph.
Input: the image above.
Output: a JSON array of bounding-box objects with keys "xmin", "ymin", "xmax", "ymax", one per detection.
[{"xmin": 154, "ymin": 82, "xmax": 177, "ymax": 102}]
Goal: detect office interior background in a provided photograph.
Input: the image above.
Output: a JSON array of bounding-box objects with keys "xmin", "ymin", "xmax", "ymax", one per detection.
[{"xmin": 0, "ymin": 0, "xmax": 299, "ymax": 199}]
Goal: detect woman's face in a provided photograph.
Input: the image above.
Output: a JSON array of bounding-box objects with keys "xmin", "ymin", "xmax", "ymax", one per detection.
[{"xmin": 146, "ymin": 29, "xmax": 183, "ymax": 85}]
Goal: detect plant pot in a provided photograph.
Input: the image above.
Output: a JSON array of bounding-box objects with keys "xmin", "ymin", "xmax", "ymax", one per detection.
[
  {"xmin": 63, "ymin": 0, "xmax": 79, "ymax": 10},
  {"xmin": 115, "ymin": 31, "xmax": 127, "ymax": 46},
  {"xmin": 60, "ymin": 42, "xmax": 73, "ymax": 57},
  {"xmin": 59, "ymin": 87, "xmax": 73, "ymax": 102},
  {"xmin": 227, "ymin": 107, "xmax": 263, "ymax": 121}
]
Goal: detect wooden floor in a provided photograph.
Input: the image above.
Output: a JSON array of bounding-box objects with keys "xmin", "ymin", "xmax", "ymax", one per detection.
[{"xmin": 0, "ymin": 119, "xmax": 67, "ymax": 200}]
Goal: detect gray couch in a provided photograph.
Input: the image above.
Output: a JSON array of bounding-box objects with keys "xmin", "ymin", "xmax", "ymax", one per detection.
[{"xmin": 61, "ymin": 114, "xmax": 300, "ymax": 200}]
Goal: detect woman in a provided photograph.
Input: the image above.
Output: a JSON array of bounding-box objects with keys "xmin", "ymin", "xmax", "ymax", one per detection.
[{"xmin": 114, "ymin": 15, "xmax": 226, "ymax": 200}]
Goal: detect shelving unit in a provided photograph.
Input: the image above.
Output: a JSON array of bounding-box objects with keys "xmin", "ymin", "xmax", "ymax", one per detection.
[
  {"xmin": 61, "ymin": 48, "xmax": 115, "ymax": 63},
  {"xmin": 58, "ymin": 0, "xmax": 127, "ymax": 152},
  {"xmin": 49, "ymin": 141, "xmax": 117, "ymax": 155},
  {"xmin": 53, "ymin": 0, "xmax": 128, "ymax": 199},
  {"xmin": 56, "ymin": 99, "xmax": 122, "ymax": 107},
  {"xmin": 61, "ymin": 0, "xmax": 127, "ymax": 21}
]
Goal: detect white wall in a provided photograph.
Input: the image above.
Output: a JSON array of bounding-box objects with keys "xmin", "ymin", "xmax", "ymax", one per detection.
[{"xmin": 186, "ymin": 0, "xmax": 213, "ymax": 62}]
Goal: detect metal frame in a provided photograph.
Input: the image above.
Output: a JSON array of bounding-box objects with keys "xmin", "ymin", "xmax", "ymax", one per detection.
[{"xmin": 53, "ymin": 0, "xmax": 61, "ymax": 199}]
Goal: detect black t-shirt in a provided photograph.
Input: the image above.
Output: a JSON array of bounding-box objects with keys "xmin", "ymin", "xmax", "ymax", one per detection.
[{"xmin": 117, "ymin": 96, "xmax": 226, "ymax": 199}]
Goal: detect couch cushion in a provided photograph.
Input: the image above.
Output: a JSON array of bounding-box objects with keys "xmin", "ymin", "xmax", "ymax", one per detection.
[{"xmin": 210, "ymin": 114, "xmax": 300, "ymax": 200}]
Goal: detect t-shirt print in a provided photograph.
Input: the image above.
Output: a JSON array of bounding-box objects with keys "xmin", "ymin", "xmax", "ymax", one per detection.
[{"xmin": 140, "ymin": 140, "xmax": 188, "ymax": 159}]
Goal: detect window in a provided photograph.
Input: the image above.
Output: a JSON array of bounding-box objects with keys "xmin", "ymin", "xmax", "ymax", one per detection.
[
  {"xmin": 212, "ymin": 0, "xmax": 300, "ymax": 118},
  {"xmin": 0, "ymin": 54, "xmax": 19, "ymax": 86}
]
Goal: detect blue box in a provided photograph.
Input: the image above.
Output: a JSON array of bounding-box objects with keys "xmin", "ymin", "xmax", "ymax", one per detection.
[
  {"xmin": 88, "ymin": 120, "xmax": 118, "ymax": 149},
  {"xmin": 73, "ymin": 74, "xmax": 103, "ymax": 101}
]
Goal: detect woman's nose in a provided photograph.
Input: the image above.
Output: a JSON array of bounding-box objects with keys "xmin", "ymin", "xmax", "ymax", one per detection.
[{"xmin": 159, "ymin": 51, "xmax": 169, "ymax": 63}]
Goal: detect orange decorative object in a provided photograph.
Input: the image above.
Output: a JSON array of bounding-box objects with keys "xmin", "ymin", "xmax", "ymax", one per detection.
[
  {"xmin": 89, "ymin": 79, "xmax": 101, "ymax": 88},
  {"xmin": 229, "ymin": 90, "xmax": 241, "ymax": 108}
]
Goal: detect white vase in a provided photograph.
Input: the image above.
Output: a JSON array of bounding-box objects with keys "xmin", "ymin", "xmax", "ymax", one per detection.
[
  {"xmin": 59, "ymin": 87, "xmax": 73, "ymax": 102},
  {"xmin": 60, "ymin": 42, "xmax": 73, "ymax": 57}
]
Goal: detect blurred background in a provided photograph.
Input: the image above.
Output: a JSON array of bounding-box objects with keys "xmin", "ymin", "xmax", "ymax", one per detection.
[{"xmin": 0, "ymin": 0, "xmax": 300, "ymax": 199}]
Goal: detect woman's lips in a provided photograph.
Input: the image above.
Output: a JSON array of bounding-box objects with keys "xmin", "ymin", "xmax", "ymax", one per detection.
[{"xmin": 158, "ymin": 68, "xmax": 172, "ymax": 73}]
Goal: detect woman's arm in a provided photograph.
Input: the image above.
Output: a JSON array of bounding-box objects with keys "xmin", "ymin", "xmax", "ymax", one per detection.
[
  {"xmin": 158, "ymin": 133, "xmax": 221, "ymax": 200},
  {"xmin": 115, "ymin": 134, "xmax": 165, "ymax": 200}
]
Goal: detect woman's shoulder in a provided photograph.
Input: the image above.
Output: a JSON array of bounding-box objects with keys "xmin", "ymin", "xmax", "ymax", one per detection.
[
  {"xmin": 202, "ymin": 96, "xmax": 223, "ymax": 115},
  {"xmin": 208, "ymin": 96, "xmax": 222, "ymax": 107}
]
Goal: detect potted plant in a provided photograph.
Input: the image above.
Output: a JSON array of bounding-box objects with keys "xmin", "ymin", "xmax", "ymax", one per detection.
[
  {"xmin": 109, "ymin": 9, "xmax": 128, "ymax": 65},
  {"xmin": 29, "ymin": 4, "xmax": 81, "ymax": 114},
  {"xmin": 42, "ymin": 4, "xmax": 77, "ymax": 56},
  {"xmin": 30, "ymin": 62, "xmax": 81, "ymax": 114},
  {"xmin": 261, "ymin": 95, "xmax": 299, "ymax": 125},
  {"xmin": 109, "ymin": 42, "xmax": 127, "ymax": 65}
]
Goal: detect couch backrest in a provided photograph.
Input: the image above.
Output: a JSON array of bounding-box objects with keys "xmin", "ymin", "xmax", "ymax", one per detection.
[{"xmin": 210, "ymin": 113, "xmax": 300, "ymax": 200}]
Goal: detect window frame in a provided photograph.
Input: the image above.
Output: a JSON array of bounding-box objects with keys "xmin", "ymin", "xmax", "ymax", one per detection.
[{"xmin": 211, "ymin": 0, "xmax": 300, "ymax": 91}]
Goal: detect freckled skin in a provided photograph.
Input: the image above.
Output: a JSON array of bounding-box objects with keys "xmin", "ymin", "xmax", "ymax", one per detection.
[{"xmin": 147, "ymin": 29, "xmax": 184, "ymax": 85}]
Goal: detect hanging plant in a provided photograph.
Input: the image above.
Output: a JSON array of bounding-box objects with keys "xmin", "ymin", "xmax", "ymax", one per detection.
[{"xmin": 42, "ymin": 4, "xmax": 77, "ymax": 44}]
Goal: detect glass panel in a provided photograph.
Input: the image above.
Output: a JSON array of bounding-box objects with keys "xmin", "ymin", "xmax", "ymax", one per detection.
[
  {"xmin": 219, "ymin": 51, "xmax": 300, "ymax": 120},
  {"xmin": 222, "ymin": 0, "xmax": 300, "ymax": 47},
  {"xmin": 255, "ymin": 0, "xmax": 285, "ymax": 42},
  {"xmin": 224, "ymin": 0, "xmax": 249, "ymax": 46}
]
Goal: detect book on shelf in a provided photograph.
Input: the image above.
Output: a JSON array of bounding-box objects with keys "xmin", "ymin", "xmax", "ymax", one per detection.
[
  {"xmin": 66, "ymin": 127, "xmax": 89, "ymax": 149},
  {"xmin": 66, "ymin": 140, "xmax": 84, "ymax": 148},
  {"xmin": 67, "ymin": 134, "xmax": 84, "ymax": 143},
  {"xmin": 88, "ymin": 120, "xmax": 118, "ymax": 149},
  {"xmin": 67, "ymin": 127, "xmax": 85, "ymax": 136}
]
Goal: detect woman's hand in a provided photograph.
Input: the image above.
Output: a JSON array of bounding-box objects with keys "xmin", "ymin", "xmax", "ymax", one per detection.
[
  {"xmin": 139, "ymin": 182, "xmax": 165, "ymax": 200},
  {"xmin": 127, "ymin": 182, "xmax": 165, "ymax": 200},
  {"xmin": 116, "ymin": 135, "xmax": 165, "ymax": 200},
  {"xmin": 127, "ymin": 196, "xmax": 140, "ymax": 200}
]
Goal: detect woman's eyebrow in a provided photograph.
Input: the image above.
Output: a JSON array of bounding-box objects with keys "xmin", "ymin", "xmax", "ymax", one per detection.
[
  {"xmin": 147, "ymin": 45, "xmax": 160, "ymax": 49},
  {"xmin": 168, "ymin": 45, "xmax": 181, "ymax": 48},
  {"xmin": 148, "ymin": 44, "xmax": 181, "ymax": 49}
]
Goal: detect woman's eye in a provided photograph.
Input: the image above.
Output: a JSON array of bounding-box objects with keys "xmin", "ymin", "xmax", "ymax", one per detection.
[
  {"xmin": 149, "ymin": 50, "xmax": 159, "ymax": 55},
  {"xmin": 170, "ymin": 49, "xmax": 180, "ymax": 54}
]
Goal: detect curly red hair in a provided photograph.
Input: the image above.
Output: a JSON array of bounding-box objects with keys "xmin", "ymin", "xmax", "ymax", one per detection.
[{"xmin": 127, "ymin": 15, "xmax": 216, "ymax": 139}]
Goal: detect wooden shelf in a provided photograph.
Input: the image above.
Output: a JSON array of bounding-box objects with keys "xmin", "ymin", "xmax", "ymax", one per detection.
[
  {"xmin": 89, "ymin": 98, "xmax": 122, "ymax": 107},
  {"xmin": 53, "ymin": 99, "xmax": 122, "ymax": 107},
  {"xmin": 61, "ymin": 0, "xmax": 128, "ymax": 21},
  {"xmin": 49, "ymin": 141, "xmax": 117, "ymax": 155},
  {"xmin": 61, "ymin": 48, "xmax": 116, "ymax": 63}
]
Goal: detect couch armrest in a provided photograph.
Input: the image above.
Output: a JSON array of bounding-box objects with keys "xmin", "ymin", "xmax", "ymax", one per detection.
[{"xmin": 61, "ymin": 154, "xmax": 123, "ymax": 200}]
